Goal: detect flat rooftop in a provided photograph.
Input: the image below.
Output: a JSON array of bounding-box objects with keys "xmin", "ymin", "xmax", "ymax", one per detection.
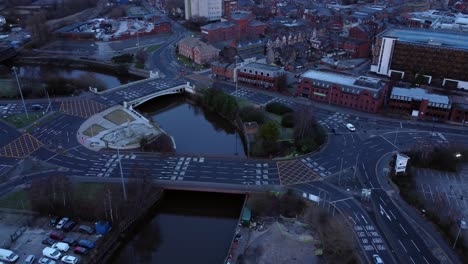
[
  {"xmin": 391, "ymin": 87, "xmax": 450, "ymax": 106},
  {"xmin": 379, "ymin": 27, "xmax": 468, "ymax": 51}
]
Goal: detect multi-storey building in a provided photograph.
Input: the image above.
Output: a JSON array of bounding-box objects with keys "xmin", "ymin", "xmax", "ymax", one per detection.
[
  {"xmin": 237, "ymin": 63, "xmax": 286, "ymax": 91},
  {"xmin": 223, "ymin": 0, "xmax": 237, "ymax": 17},
  {"xmin": 370, "ymin": 27, "xmax": 468, "ymax": 90},
  {"xmin": 388, "ymin": 87, "xmax": 451, "ymax": 120},
  {"xmin": 297, "ymin": 71, "xmax": 388, "ymax": 113},
  {"xmin": 178, "ymin": 37, "xmax": 220, "ymax": 65},
  {"xmin": 184, "ymin": 0, "xmax": 222, "ymax": 21}
]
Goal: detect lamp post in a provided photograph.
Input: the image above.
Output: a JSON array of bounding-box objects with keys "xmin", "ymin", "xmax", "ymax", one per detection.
[
  {"xmin": 114, "ymin": 132, "xmax": 127, "ymax": 201},
  {"xmin": 12, "ymin": 67, "xmax": 29, "ymax": 119},
  {"xmin": 235, "ymin": 55, "xmax": 239, "ymax": 94},
  {"xmin": 453, "ymin": 220, "xmax": 467, "ymax": 249}
]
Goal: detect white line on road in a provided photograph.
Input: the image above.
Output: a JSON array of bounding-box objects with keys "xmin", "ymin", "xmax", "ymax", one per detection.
[
  {"xmin": 423, "ymin": 256, "xmax": 429, "ymax": 264},
  {"xmin": 388, "ymin": 209, "xmax": 397, "ymax": 220},
  {"xmin": 409, "ymin": 256, "xmax": 416, "ymax": 264},
  {"xmin": 400, "ymin": 224, "xmax": 408, "ymax": 235},
  {"xmin": 379, "ymin": 196, "xmax": 387, "ymax": 206},
  {"xmin": 411, "ymin": 240, "xmax": 420, "ymax": 252},
  {"xmin": 398, "ymin": 240, "xmax": 407, "ymax": 253},
  {"xmin": 380, "ymin": 135, "xmax": 400, "ymax": 150}
]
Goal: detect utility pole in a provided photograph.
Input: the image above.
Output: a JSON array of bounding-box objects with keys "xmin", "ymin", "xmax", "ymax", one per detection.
[
  {"xmin": 393, "ymin": 128, "xmax": 398, "ymax": 150},
  {"xmin": 234, "ymin": 55, "xmax": 239, "ymax": 95},
  {"xmin": 338, "ymin": 150, "xmax": 344, "ymax": 186},
  {"xmin": 12, "ymin": 67, "xmax": 29, "ymax": 119},
  {"xmin": 117, "ymin": 147, "xmax": 127, "ymax": 201}
]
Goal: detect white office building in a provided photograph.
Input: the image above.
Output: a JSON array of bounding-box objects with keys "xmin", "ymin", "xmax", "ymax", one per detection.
[{"xmin": 184, "ymin": 0, "xmax": 222, "ymax": 21}]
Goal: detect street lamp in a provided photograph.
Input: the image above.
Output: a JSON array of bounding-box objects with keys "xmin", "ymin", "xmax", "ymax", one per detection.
[
  {"xmin": 12, "ymin": 67, "xmax": 29, "ymax": 119},
  {"xmin": 453, "ymin": 219, "xmax": 467, "ymax": 249},
  {"xmin": 234, "ymin": 55, "xmax": 239, "ymax": 94},
  {"xmin": 113, "ymin": 132, "xmax": 128, "ymax": 201},
  {"xmin": 455, "ymin": 153, "xmax": 462, "ymax": 159}
]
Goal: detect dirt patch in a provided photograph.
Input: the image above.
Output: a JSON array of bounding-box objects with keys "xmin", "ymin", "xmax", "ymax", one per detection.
[
  {"xmin": 82, "ymin": 123, "xmax": 106, "ymax": 137},
  {"xmin": 241, "ymin": 222, "xmax": 319, "ymax": 264},
  {"xmin": 103, "ymin": 109, "xmax": 135, "ymax": 125}
]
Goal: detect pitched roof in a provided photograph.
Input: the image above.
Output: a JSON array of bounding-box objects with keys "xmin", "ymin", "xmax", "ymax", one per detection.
[{"xmin": 201, "ymin": 21, "xmax": 237, "ymax": 31}]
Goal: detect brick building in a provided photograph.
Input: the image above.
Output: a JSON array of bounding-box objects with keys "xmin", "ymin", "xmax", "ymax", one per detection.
[
  {"xmin": 223, "ymin": 0, "xmax": 238, "ymax": 17},
  {"xmin": 211, "ymin": 61, "xmax": 236, "ymax": 81},
  {"xmin": 340, "ymin": 38, "xmax": 371, "ymax": 58},
  {"xmin": 200, "ymin": 11, "xmax": 266, "ymax": 42},
  {"xmin": 237, "ymin": 63, "xmax": 286, "ymax": 91},
  {"xmin": 450, "ymin": 96, "xmax": 468, "ymax": 123},
  {"xmin": 178, "ymin": 37, "xmax": 220, "ymax": 65},
  {"xmin": 388, "ymin": 87, "xmax": 451, "ymax": 120},
  {"xmin": 297, "ymin": 71, "xmax": 388, "ymax": 113}
]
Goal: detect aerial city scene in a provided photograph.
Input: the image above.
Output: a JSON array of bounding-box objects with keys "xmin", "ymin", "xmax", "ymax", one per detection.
[{"xmin": 0, "ymin": 0, "xmax": 467, "ymax": 263}]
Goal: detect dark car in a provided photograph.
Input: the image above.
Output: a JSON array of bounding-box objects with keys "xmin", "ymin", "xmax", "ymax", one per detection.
[
  {"xmin": 78, "ymin": 239, "xmax": 95, "ymax": 249},
  {"xmin": 78, "ymin": 225, "xmax": 94, "ymax": 235},
  {"xmin": 49, "ymin": 231, "xmax": 64, "ymax": 240},
  {"xmin": 50, "ymin": 216, "xmax": 60, "ymax": 227},
  {"xmin": 73, "ymin": 246, "xmax": 89, "ymax": 255},
  {"xmin": 62, "ymin": 237, "xmax": 77, "ymax": 246},
  {"xmin": 63, "ymin": 220, "xmax": 76, "ymax": 232},
  {"xmin": 42, "ymin": 237, "xmax": 57, "ymax": 246}
]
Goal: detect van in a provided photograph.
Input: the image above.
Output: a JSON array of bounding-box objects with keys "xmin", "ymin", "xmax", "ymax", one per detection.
[{"xmin": 0, "ymin": 248, "xmax": 19, "ymax": 262}]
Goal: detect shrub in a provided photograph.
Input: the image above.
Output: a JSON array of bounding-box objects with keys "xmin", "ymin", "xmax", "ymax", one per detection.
[
  {"xmin": 239, "ymin": 106, "xmax": 265, "ymax": 124},
  {"xmin": 281, "ymin": 112, "xmax": 294, "ymax": 128},
  {"xmin": 112, "ymin": 54, "xmax": 134, "ymax": 64},
  {"xmin": 265, "ymin": 102, "xmax": 293, "ymax": 115}
]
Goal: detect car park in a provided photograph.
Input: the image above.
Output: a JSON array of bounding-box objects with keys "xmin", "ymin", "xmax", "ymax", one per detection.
[
  {"xmin": 345, "ymin": 123, "xmax": 356, "ymax": 131},
  {"xmin": 42, "ymin": 247, "xmax": 61, "ymax": 260},
  {"xmin": 38, "ymin": 257, "xmax": 56, "ymax": 264},
  {"xmin": 77, "ymin": 240, "xmax": 94, "ymax": 249},
  {"xmin": 62, "ymin": 221, "xmax": 76, "ymax": 232},
  {"xmin": 23, "ymin": 255, "xmax": 35, "ymax": 264},
  {"xmin": 49, "ymin": 231, "xmax": 64, "ymax": 241},
  {"xmin": 73, "ymin": 247, "xmax": 88, "ymax": 255},
  {"xmin": 78, "ymin": 225, "xmax": 94, "ymax": 235},
  {"xmin": 41, "ymin": 238, "xmax": 57, "ymax": 246},
  {"xmin": 62, "ymin": 238, "xmax": 77, "ymax": 247},
  {"xmin": 60, "ymin": 256, "xmax": 78, "ymax": 264},
  {"xmin": 55, "ymin": 218, "xmax": 69, "ymax": 230},
  {"xmin": 51, "ymin": 242, "xmax": 69, "ymax": 252}
]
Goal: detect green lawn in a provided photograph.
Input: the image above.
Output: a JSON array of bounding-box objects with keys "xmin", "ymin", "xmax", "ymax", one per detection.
[
  {"xmin": 0, "ymin": 190, "xmax": 31, "ymax": 210},
  {"xmin": 0, "ymin": 79, "xmax": 17, "ymax": 98},
  {"xmin": 2, "ymin": 112, "xmax": 44, "ymax": 128},
  {"xmin": 104, "ymin": 109, "xmax": 135, "ymax": 125},
  {"xmin": 82, "ymin": 124, "xmax": 106, "ymax": 137},
  {"xmin": 145, "ymin": 44, "xmax": 161, "ymax": 53}
]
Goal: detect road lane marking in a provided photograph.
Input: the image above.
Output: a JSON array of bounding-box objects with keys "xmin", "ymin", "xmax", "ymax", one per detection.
[
  {"xmin": 400, "ymin": 224, "xmax": 408, "ymax": 235},
  {"xmin": 388, "ymin": 209, "xmax": 397, "ymax": 220},
  {"xmin": 409, "ymin": 256, "xmax": 415, "ymax": 264},
  {"xmin": 411, "ymin": 240, "xmax": 420, "ymax": 252},
  {"xmin": 398, "ymin": 240, "xmax": 407, "ymax": 252},
  {"xmin": 423, "ymin": 256, "xmax": 429, "ymax": 264}
]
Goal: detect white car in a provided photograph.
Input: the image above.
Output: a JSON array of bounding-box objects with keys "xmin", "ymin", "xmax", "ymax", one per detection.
[
  {"xmin": 51, "ymin": 242, "xmax": 69, "ymax": 252},
  {"xmin": 61, "ymin": 255, "xmax": 78, "ymax": 264},
  {"xmin": 42, "ymin": 247, "xmax": 61, "ymax": 260},
  {"xmin": 346, "ymin": 123, "xmax": 356, "ymax": 131},
  {"xmin": 38, "ymin": 257, "xmax": 56, "ymax": 264},
  {"xmin": 372, "ymin": 254, "xmax": 383, "ymax": 264},
  {"xmin": 55, "ymin": 218, "xmax": 69, "ymax": 230}
]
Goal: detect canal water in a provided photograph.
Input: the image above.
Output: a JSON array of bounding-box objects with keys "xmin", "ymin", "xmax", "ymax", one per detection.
[
  {"xmin": 138, "ymin": 95, "xmax": 246, "ymax": 156},
  {"xmin": 113, "ymin": 190, "xmax": 245, "ymax": 264}
]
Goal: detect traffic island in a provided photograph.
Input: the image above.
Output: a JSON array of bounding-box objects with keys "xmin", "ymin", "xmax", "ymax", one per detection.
[{"xmin": 77, "ymin": 105, "xmax": 163, "ymax": 150}]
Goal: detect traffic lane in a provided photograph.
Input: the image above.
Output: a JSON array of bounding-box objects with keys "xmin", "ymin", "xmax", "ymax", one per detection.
[
  {"xmin": 373, "ymin": 189, "xmax": 438, "ymax": 264},
  {"xmin": 30, "ymin": 113, "xmax": 83, "ymax": 149},
  {"xmin": 0, "ymin": 122, "xmax": 20, "ymax": 148}
]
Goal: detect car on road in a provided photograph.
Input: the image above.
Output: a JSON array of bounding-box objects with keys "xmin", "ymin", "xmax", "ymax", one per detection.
[
  {"xmin": 77, "ymin": 240, "xmax": 94, "ymax": 249},
  {"xmin": 62, "ymin": 238, "xmax": 77, "ymax": 246},
  {"xmin": 78, "ymin": 225, "xmax": 94, "ymax": 235},
  {"xmin": 31, "ymin": 104, "xmax": 43, "ymax": 111},
  {"xmin": 49, "ymin": 231, "xmax": 64, "ymax": 241},
  {"xmin": 23, "ymin": 254, "xmax": 35, "ymax": 264},
  {"xmin": 372, "ymin": 254, "xmax": 383, "ymax": 264},
  {"xmin": 60, "ymin": 256, "xmax": 78, "ymax": 264},
  {"xmin": 51, "ymin": 242, "xmax": 69, "ymax": 252},
  {"xmin": 42, "ymin": 247, "xmax": 61, "ymax": 260},
  {"xmin": 55, "ymin": 218, "xmax": 69, "ymax": 230},
  {"xmin": 62, "ymin": 221, "xmax": 76, "ymax": 232},
  {"xmin": 73, "ymin": 247, "xmax": 88, "ymax": 255},
  {"xmin": 38, "ymin": 257, "xmax": 56, "ymax": 264},
  {"xmin": 41, "ymin": 238, "xmax": 57, "ymax": 246},
  {"xmin": 345, "ymin": 123, "xmax": 356, "ymax": 132}
]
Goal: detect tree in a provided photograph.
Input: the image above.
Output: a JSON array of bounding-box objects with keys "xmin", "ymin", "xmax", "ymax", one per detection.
[
  {"xmin": 26, "ymin": 11, "xmax": 50, "ymax": 45},
  {"xmin": 259, "ymin": 121, "xmax": 280, "ymax": 142},
  {"xmin": 135, "ymin": 49, "xmax": 148, "ymax": 65}
]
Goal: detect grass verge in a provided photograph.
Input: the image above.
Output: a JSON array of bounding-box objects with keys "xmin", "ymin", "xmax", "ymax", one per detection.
[
  {"xmin": 2, "ymin": 112, "xmax": 43, "ymax": 128},
  {"xmin": 0, "ymin": 190, "xmax": 31, "ymax": 210}
]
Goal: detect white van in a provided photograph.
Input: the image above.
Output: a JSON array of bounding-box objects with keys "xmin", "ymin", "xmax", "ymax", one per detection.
[
  {"xmin": 0, "ymin": 248, "xmax": 19, "ymax": 262},
  {"xmin": 42, "ymin": 247, "xmax": 61, "ymax": 260}
]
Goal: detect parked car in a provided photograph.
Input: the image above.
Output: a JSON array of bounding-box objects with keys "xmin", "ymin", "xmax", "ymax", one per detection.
[
  {"xmin": 42, "ymin": 247, "xmax": 61, "ymax": 260},
  {"xmin": 78, "ymin": 225, "xmax": 94, "ymax": 235},
  {"xmin": 62, "ymin": 238, "xmax": 77, "ymax": 246},
  {"xmin": 55, "ymin": 218, "xmax": 69, "ymax": 230},
  {"xmin": 0, "ymin": 248, "xmax": 19, "ymax": 263},
  {"xmin": 51, "ymin": 242, "xmax": 69, "ymax": 252},
  {"xmin": 372, "ymin": 254, "xmax": 383, "ymax": 264},
  {"xmin": 23, "ymin": 254, "xmax": 35, "ymax": 264},
  {"xmin": 77, "ymin": 240, "xmax": 94, "ymax": 249},
  {"xmin": 60, "ymin": 256, "xmax": 78, "ymax": 264},
  {"xmin": 38, "ymin": 257, "xmax": 56, "ymax": 264},
  {"xmin": 49, "ymin": 231, "xmax": 64, "ymax": 241},
  {"xmin": 62, "ymin": 221, "xmax": 76, "ymax": 232},
  {"xmin": 50, "ymin": 216, "xmax": 60, "ymax": 227},
  {"xmin": 41, "ymin": 238, "xmax": 57, "ymax": 246},
  {"xmin": 73, "ymin": 247, "xmax": 88, "ymax": 255}
]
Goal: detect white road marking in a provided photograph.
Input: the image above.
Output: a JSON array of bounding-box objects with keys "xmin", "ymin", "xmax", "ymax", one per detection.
[
  {"xmin": 399, "ymin": 240, "xmax": 407, "ymax": 253},
  {"xmin": 411, "ymin": 240, "xmax": 420, "ymax": 252},
  {"xmin": 400, "ymin": 224, "xmax": 408, "ymax": 235}
]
